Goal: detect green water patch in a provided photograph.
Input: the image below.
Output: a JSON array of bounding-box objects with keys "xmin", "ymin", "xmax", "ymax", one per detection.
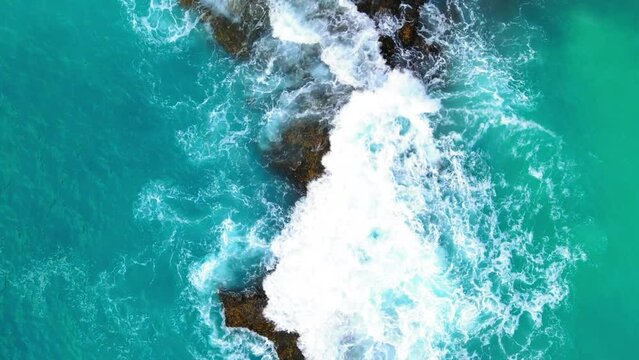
[{"xmin": 530, "ymin": 3, "xmax": 639, "ymax": 358}]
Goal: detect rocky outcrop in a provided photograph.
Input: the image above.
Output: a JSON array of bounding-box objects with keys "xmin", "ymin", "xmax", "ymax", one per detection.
[
  {"xmin": 265, "ymin": 121, "xmax": 331, "ymax": 193},
  {"xmin": 180, "ymin": 0, "xmax": 268, "ymax": 57},
  {"xmin": 182, "ymin": 0, "xmax": 438, "ymax": 68},
  {"xmin": 219, "ymin": 285, "xmax": 304, "ymax": 360}
]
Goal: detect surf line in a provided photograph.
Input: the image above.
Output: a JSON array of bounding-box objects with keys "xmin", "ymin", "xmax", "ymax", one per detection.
[{"xmin": 179, "ymin": 1, "xmax": 443, "ymax": 358}]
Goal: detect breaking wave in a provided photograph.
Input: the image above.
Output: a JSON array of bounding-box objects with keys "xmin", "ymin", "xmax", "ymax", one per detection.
[{"xmin": 122, "ymin": 0, "xmax": 584, "ymax": 358}]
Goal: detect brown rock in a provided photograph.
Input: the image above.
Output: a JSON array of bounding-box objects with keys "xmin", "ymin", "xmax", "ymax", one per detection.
[
  {"xmin": 178, "ymin": 0, "xmax": 197, "ymax": 8},
  {"xmin": 357, "ymin": 0, "xmax": 433, "ymax": 70},
  {"xmin": 219, "ymin": 286, "xmax": 304, "ymax": 360},
  {"xmin": 207, "ymin": 14, "xmax": 250, "ymax": 57},
  {"xmin": 398, "ymin": 23, "xmax": 417, "ymax": 47},
  {"xmin": 378, "ymin": 35, "xmax": 398, "ymax": 68},
  {"xmin": 179, "ymin": 0, "xmax": 268, "ymax": 57},
  {"xmin": 266, "ymin": 121, "xmax": 331, "ymax": 193},
  {"xmin": 174, "ymin": 3, "xmax": 445, "ymax": 360}
]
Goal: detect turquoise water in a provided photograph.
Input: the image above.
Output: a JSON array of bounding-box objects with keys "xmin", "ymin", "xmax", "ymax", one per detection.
[
  {"xmin": 530, "ymin": 1, "xmax": 639, "ymax": 357},
  {"xmin": 0, "ymin": 0, "xmax": 637, "ymax": 358}
]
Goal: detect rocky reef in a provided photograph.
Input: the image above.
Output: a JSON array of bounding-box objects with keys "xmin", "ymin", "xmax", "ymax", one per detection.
[
  {"xmin": 179, "ymin": 0, "xmax": 269, "ymax": 57},
  {"xmin": 219, "ymin": 285, "xmax": 304, "ymax": 360},
  {"xmin": 265, "ymin": 120, "xmax": 331, "ymax": 193}
]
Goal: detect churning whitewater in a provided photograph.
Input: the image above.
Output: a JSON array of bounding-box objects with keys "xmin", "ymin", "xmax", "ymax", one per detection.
[{"xmin": 121, "ymin": 0, "xmax": 583, "ymax": 358}]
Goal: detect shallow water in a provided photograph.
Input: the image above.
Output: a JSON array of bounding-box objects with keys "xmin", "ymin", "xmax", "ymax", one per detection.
[{"xmin": 0, "ymin": 0, "xmax": 637, "ymax": 358}]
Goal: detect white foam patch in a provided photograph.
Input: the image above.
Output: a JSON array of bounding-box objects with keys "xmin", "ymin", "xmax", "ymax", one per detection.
[
  {"xmin": 267, "ymin": 0, "xmax": 387, "ymax": 88},
  {"xmin": 262, "ymin": 72, "xmax": 474, "ymax": 359},
  {"xmin": 269, "ymin": 1, "xmax": 322, "ymax": 44},
  {"xmin": 189, "ymin": 219, "xmax": 239, "ymax": 292},
  {"xmin": 189, "ymin": 218, "xmax": 272, "ymax": 293}
]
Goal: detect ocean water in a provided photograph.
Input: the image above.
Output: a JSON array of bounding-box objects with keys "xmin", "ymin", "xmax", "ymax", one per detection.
[{"xmin": 0, "ymin": 0, "xmax": 637, "ymax": 359}]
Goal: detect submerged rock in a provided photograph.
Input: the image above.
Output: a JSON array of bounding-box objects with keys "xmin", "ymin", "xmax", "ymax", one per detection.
[
  {"xmin": 354, "ymin": 0, "xmax": 425, "ymax": 20},
  {"xmin": 266, "ymin": 120, "xmax": 331, "ymax": 193},
  {"xmin": 219, "ymin": 286, "xmax": 304, "ymax": 360},
  {"xmin": 178, "ymin": 0, "xmax": 197, "ymax": 7}
]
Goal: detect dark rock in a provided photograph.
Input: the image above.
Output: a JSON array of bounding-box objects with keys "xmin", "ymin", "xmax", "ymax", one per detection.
[
  {"xmin": 356, "ymin": 0, "xmax": 401, "ymax": 17},
  {"xmin": 446, "ymin": 2, "xmax": 464, "ymax": 24},
  {"xmin": 179, "ymin": 0, "xmax": 269, "ymax": 57},
  {"xmin": 178, "ymin": 0, "xmax": 197, "ymax": 8},
  {"xmin": 425, "ymin": 41, "xmax": 441, "ymax": 57},
  {"xmin": 355, "ymin": 0, "xmax": 435, "ymax": 72},
  {"xmin": 266, "ymin": 121, "xmax": 331, "ymax": 193},
  {"xmin": 355, "ymin": 0, "xmax": 426, "ymax": 20},
  {"xmin": 402, "ymin": 0, "xmax": 426, "ymax": 23},
  {"xmin": 220, "ymin": 285, "xmax": 304, "ymax": 360},
  {"xmin": 208, "ymin": 14, "xmax": 251, "ymax": 57},
  {"xmin": 379, "ymin": 35, "xmax": 398, "ymax": 68},
  {"xmin": 398, "ymin": 23, "xmax": 417, "ymax": 47}
]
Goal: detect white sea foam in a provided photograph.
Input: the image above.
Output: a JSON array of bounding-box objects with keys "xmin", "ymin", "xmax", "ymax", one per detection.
[
  {"xmin": 189, "ymin": 218, "xmax": 272, "ymax": 292},
  {"xmin": 135, "ymin": 181, "xmax": 188, "ymax": 224},
  {"xmin": 269, "ymin": 1, "xmax": 322, "ymax": 44},
  {"xmin": 267, "ymin": 0, "xmax": 387, "ymax": 88},
  {"xmin": 263, "ymin": 71, "xmax": 465, "ymax": 359}
]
